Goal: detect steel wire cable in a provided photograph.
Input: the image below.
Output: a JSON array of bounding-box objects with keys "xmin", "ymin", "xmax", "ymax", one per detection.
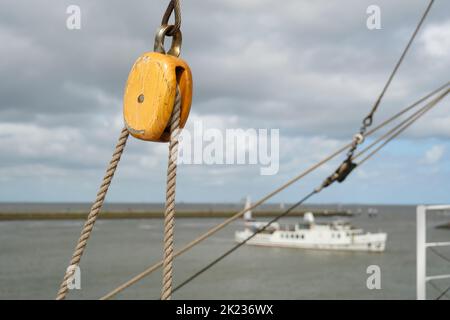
[
  {"xmin": 428, "ymin": 281, "xmax": 450, "ymax": 300},
  {"xmin": 100, "ymin": 0, "xmax": 440, "ymax": 298},
  {"xmin": 168, "ymin": 91, "xmax": 448, "ymax": 296},
  {"xmin": 357, "ymin": 90, "xmax": 448, "ymax": 166},
  {"xmin": 171, "ymin": 190, "xmax": 317, "ymax": 295},
  {"xmin": 436, "ymin": 285, "xmax": 450, "ymax": 300},
  {"xmin": 347, "ymin": 0, "xmax": 435, "ymax": 159},
  {"xmin": 429, "ymin": 246, "xmax": 450, "ymax": 265},
  {"xmin": 354, "ymin": 98, "xmax": 442, "ymax": 161},
  {"xmin": 359, "ymin": 0, "xmax": 434, "ymax": 129},
  {"xmin": 100, "ymin": 82, "xmax": 449, "ymax": 300}
]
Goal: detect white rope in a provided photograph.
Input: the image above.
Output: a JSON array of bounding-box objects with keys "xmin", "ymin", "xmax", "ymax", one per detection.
[
  {"xmin": 161, "ymin": 88, "xmax": 182, "ymax": 300},
  {"xmin": 56, "ymin": 127, "xmax": 129, "ymax": 300}
]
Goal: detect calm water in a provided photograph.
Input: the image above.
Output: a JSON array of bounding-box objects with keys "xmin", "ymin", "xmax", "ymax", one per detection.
[{"xmin": 1, "ymin": 206, "xmax": 450, "ymax": 300}]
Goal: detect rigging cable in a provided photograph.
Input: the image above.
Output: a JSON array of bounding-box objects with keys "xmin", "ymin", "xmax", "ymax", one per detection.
[
  {"xmin": 172, "ymin": 190, "xmax": 318, "ymax": 294},
  {"xmin": 56, "ymin": 0, "xmax": 183, "ymax": 300},
  {"xmin": 436, "ymin": 285, "xmax": 450, "ymax": 300},
  {"xmin": 436, "ymin": 288, "xmax": 450, "ymax": 300},
  {"xmin": 346, "ymin": 0, "xmax": 435, "ymax": 162},
  {"xmin": 160, "ymin": 0, "xmax": 183, "ymax": 301},
  {"xmin": 167, "ymin": 89, "xmax": 449, "ymax": 296},
  {"xmin": 356, "ymin": 89, "xmax": 449, "ymax": 166},
  {"xmin": 99, "ymin": 0, "xmax": 440, "ymax": 298},
  {"xmin": 56, "ymin": 127, "xmax": 129, "ymax": 300},
  {"xmin": 311, "ymin": 0, "xmax": 435, "ymax": 197},
  {"xmin": 428, "ymin": 281, "xmax": 450, "ymax": 299},
  {"xmin": 354, "ymin": 101, "xmax": 439, "ymax": 161},
  {"xmin": 161, "ymin": 89, "xmax": 182, "ymax": 300},
  {"xmin": 429, "ymin": 246, "xmax": 450, "ymax": 265},
  {"xmin": 100, "ymin": 81, "xmax": 449, "ymax": 299},
  {"xmin": 429, "ymin": 246, "xmax": 450, "ymax": 300}
]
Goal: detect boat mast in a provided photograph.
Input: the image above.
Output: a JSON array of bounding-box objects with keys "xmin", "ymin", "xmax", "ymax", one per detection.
[{"xmin": 244, "ymin": 196, "xmax": 252, "ymax": 221}]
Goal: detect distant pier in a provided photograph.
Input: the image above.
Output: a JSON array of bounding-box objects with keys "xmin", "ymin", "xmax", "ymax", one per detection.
[
  {"xmin": 0, "ymin": 209, "xmax": 352, "ymax": 220},
  {"xmin": 0, "ymin": 203, "xmax": 355, "ymax": 220}
]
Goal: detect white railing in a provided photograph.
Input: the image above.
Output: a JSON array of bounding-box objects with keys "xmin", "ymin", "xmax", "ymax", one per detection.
[{"xmin": 417, "ymin": 205, "xmax": 450, "ymax": 300}]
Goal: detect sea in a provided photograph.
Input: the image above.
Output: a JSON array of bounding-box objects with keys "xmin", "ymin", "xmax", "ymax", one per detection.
[{"xmin": 0, "ymin": 204, "xmax": 449, "ymax": 300}]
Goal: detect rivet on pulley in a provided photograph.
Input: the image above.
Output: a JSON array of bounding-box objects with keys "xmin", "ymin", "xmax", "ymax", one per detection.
[{"xmin": 123, "ymin": 25, "xmax": 193, "ymax": 142}]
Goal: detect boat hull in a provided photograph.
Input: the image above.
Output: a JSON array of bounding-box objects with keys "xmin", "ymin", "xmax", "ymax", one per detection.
[{"xmin": 235, "ymin": 230, "xmax": 387, "ymax": 252}]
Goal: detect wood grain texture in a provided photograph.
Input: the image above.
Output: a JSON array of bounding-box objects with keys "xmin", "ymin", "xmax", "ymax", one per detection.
[{"xmin": 123, "ymin": 52, "xmax": 192, "ymax": 142}]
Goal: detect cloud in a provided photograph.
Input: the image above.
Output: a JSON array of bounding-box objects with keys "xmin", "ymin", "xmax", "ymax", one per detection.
[
  {"xmin": 420, "ymin": 21, "xmax": 450, "ymax": 58},
  {"xmin": 421, "ymin": 144, "xmax": 445, "ymax": 165},
  {"xmin": 0, "ymin": 0, "xmax": 449, "ymax": 203}
]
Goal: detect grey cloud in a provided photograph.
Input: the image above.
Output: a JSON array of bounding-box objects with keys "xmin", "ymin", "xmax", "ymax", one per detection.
[{"xmin": 0, "ymin": 0, "xmax": 449, "ymax": 202}]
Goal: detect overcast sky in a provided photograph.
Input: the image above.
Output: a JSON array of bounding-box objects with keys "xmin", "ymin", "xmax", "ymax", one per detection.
[{"xmin": 0, "ymin": 0, "xmax": 449, "ymax": 204}]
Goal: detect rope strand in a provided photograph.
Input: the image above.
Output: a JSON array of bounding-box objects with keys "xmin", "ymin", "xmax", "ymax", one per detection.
[
  {"xmin": 100, "ymin": 82, "xmax": 448, "ymax": 299},
  {"xmin": 161, "ymin": 89, "xmax": 182, "ymax": 300},
  {"xmin": 56, "ymin": 127, "xmax": 129, "ymax": 300},
  {"xmin": 170, "ymin": 91, "xmax": 448, "ymax": 295},
  {"xmin": 172, "ymin": 190, "xmax": 317, "ymax": 295}
]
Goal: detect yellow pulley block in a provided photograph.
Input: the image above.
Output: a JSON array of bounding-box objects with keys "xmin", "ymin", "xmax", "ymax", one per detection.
[{"xmin": 123, "ymin": 25, "xmax": 193, "ymax": 142}]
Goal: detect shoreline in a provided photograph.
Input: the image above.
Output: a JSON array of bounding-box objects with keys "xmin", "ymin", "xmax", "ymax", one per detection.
[{"xmin": 0, "ymin": 210, "xmax": 352, "ymax": 221}]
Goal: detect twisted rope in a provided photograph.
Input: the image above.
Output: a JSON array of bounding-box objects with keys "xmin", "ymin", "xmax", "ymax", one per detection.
[
  {"xmin": 170, "ymin": 93, "xmax": 449, "ymax": 296},
  {"xmin": 56, "ymin": 127, "xmax": 129, "ymax": 300},
  {"xmin": 161, "ymin": 88, "xmax": 182, "ymax": 300},
  {"xmin": 100, "ymin": 82, "xmax": 449, "ymax": 300}
]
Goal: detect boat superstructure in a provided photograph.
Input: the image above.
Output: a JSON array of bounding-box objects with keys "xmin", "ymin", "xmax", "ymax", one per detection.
[{"xmin": 235, "ymin": 210, "xmax": 387, "ymax": 252}]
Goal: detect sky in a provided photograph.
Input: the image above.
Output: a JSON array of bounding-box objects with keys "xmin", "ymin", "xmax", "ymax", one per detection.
[{"xmin": 0, "ymin": 0, "xmax": 449, "ymax": 204}]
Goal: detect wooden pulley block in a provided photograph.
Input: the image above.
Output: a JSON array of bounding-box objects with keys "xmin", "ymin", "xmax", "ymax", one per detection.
[{"xmin": 123, "ymin": 26, "xmax": 192, "ymax": 142}]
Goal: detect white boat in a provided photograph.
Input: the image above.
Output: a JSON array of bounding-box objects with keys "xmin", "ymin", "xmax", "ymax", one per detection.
[
  {"xmin": 368, "ymin": 207, "xmax": 379, "ymax": 218},
  {"xmin": 235, "ymin": 200, "xmax": 387, "ymax": 252}
]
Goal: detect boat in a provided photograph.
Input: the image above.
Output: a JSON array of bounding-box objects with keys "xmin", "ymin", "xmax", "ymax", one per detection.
[
  {"xmin": 368, "ymin": 207, "xmax": 379, "ymax": 218},
  {"xmin": 235, "ymin": 200, "xmax": 387, "ymax": 252}
]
